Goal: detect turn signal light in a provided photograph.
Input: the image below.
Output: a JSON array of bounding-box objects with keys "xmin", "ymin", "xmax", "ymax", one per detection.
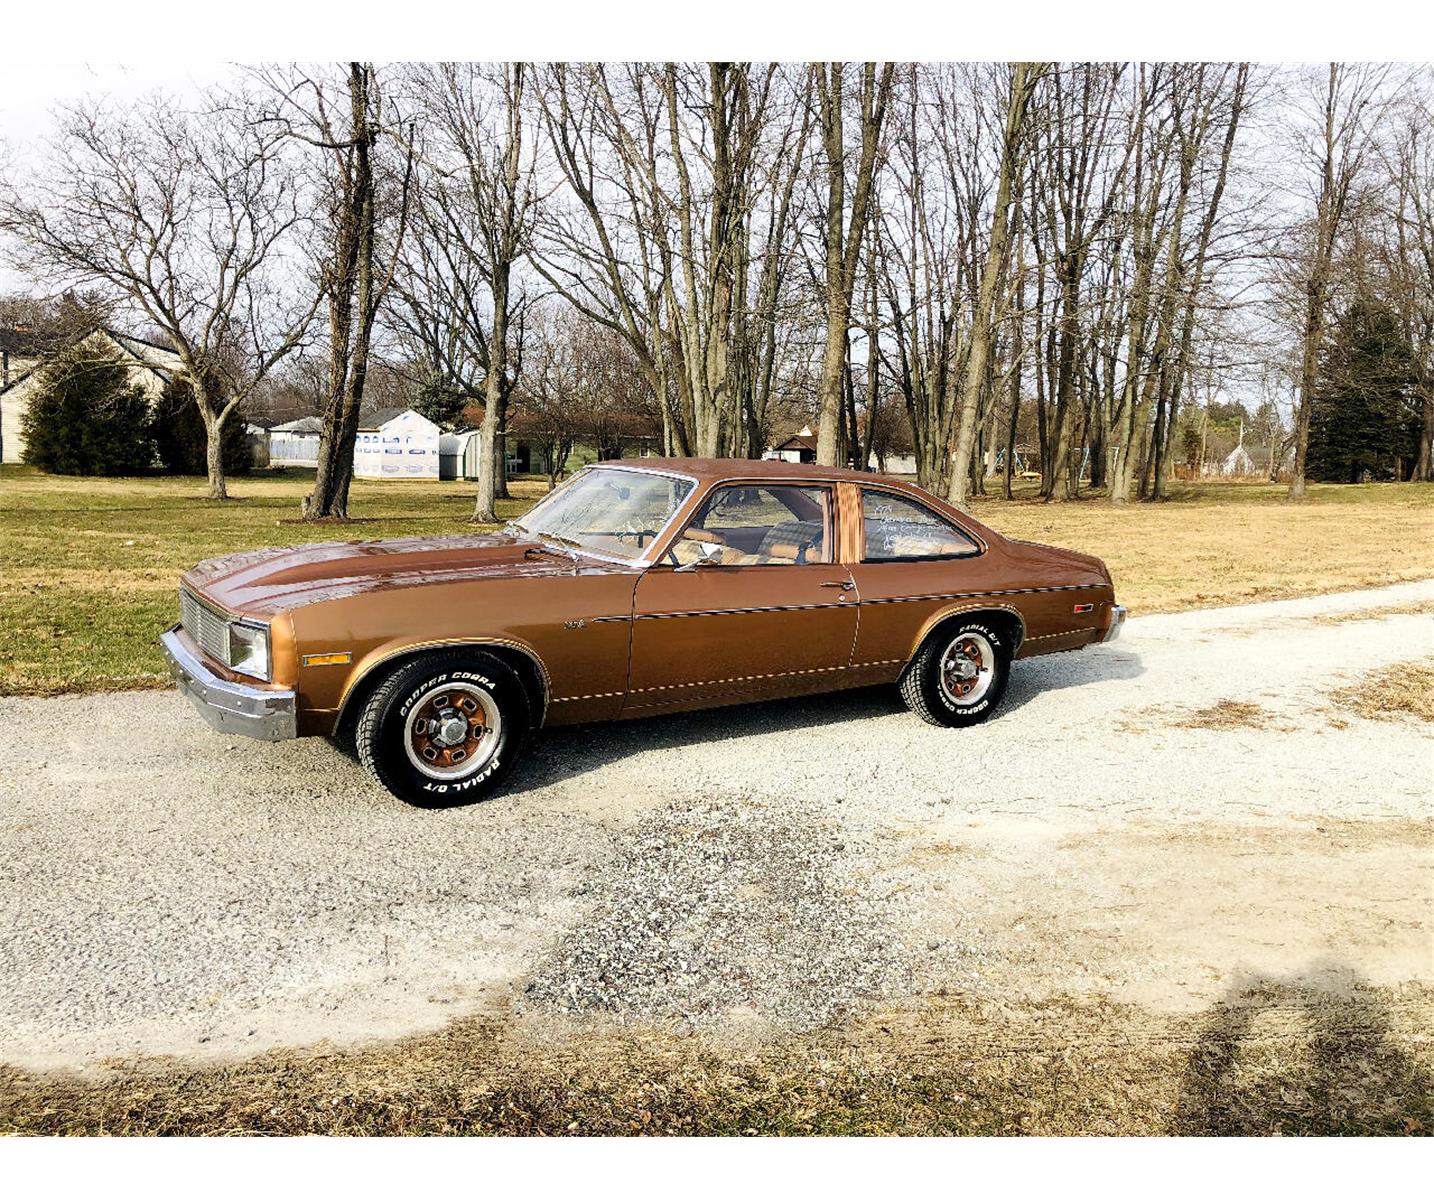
[{"xmin": 302, "ymin": 652, "xmax": 353, "ymax": 667}]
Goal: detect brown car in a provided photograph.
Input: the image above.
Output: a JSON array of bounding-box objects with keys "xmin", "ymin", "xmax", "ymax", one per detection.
[{"xmin": 161, "ymin": 459, "xmax": 1125, "ymax": 805}]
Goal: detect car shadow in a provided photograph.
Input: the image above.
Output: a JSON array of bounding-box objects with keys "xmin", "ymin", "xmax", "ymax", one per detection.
[
  {"xmin": 507, "ymin": 685, "xmax": 908, "ymax": 795},
  {"xmin": 1173, "ymin": 962, "xmax": 1434, "ymax": 1135},
  {"xmin": 1001, "ymin": 643, "xmax": 1144, "ymax": 715},
  {"xmin": 504, "ymin": 645, "xmax": 1145, "ymax": 795}
]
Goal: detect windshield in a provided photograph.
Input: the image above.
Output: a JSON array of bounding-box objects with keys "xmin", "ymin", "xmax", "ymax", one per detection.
[{"xmin": 507, "ymin": 467, "xmax": 694, "ymax": 560}]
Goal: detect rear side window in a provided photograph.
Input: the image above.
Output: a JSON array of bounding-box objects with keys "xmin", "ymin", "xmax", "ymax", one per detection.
[{"xmin": 861, "ymin": 491, "xmax": 980, "ymax": 561}]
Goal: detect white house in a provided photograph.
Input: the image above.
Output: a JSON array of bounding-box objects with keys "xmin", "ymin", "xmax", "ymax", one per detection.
[
  {"xmin": 354, "ymin": 408, "xmax": 441, "ymax": 480},
  {"xmin": 764, "ymin": 424, "xmax": 818, "ymax": 464},
  {"xmin": 0, "ymin": 327, "xmax": 184, "ymax": 464}
]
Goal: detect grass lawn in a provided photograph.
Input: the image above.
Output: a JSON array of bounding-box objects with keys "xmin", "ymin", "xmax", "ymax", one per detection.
[{"xmin": 1, "ymin": 463, "xmax": 1431, "ymax": 697}]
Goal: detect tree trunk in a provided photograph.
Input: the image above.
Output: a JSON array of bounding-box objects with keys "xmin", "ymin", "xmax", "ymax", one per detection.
[
  {"xmin": 200, "ymin": 401, "xmax": 228, "ymax": 501},
  {"xmin": 948, "ymin": 63, "xmax": 1034, "ymax": 508},
  {"xmin": 1290, "ymin": 64, "xmax": 1353, "ymax": 501},
  {"xmin": 1416, "ymin": 375, "xmax": 1434, "ymax": 481},
  {"xmin": 305, "ymin": 64, "xmax": 378, "ymax": 522},
  {"xmin": 473, "ymin": 264, "xmax": 511, "ymax": 524},
  {"xmin": 815, "ymin": 62, "xmax": 894, "ymax": 466},
  {"xmin": 1289, "ymin": 276, "xmax": 1327, "ymax": 500}
]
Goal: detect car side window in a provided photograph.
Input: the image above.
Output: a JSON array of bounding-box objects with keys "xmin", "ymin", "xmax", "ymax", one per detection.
[
  {"xmin": 670, "ymin": 484, "xmax": 833, "ymax": 567},
  {"xmin": 862, "ymin": 490, "xmax": 979, "ymax": 561}
]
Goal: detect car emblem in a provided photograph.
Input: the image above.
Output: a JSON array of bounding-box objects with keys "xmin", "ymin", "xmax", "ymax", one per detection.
[{"xmin": 564, "ymin": 618, "xmax": 586, "ymax": 630}]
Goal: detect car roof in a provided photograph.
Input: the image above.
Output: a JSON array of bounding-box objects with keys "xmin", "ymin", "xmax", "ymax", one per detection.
[{"xmin": 596, "ymin": 457, "xmax": 907, "ymax": 486}]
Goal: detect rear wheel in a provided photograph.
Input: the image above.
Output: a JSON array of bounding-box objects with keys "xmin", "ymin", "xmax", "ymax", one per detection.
[
  {"xmin": 356, "ymin": 651, "xmax": 529, "ymax": 807},
  {"xmin": 900, "ymin": 618, "xmax": 1012, "ymax": 728}
]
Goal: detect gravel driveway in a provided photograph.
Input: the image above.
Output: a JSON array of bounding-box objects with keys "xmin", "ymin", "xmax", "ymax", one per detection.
[{"xmin": 2, "ymin": 580, "xmax": 1431, "ymax": 1070}]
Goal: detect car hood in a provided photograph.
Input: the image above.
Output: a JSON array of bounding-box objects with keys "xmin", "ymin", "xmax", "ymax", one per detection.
[{"xmin": 182, "ymin": 533, "xmax": 631, "ymax": 617}]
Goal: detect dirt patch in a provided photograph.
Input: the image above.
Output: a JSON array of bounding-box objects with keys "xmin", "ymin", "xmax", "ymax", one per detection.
[{"xmin": 1328, "ymin": 658, "xmax": 1434, "ymax": 725}]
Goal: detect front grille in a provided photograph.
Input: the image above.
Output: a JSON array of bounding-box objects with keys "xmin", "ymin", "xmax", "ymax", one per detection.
[{"xmin": 179, "ymin": 587, "xmax": 230, "ymax": 665}]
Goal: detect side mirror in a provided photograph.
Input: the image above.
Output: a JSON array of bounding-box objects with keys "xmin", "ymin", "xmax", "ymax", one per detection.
[{"xmin": 674, "ymin": 540, "xmax": 724, "ymax": 572}]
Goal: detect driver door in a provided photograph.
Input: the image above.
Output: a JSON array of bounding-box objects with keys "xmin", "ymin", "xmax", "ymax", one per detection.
[{"xmin": 625, "ymin": 482, "xmax": 859, "ymax": 713}]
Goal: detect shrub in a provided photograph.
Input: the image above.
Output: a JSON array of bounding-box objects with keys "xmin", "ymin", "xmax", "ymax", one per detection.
[{"xmin": 20, "ymin": 343, "xmax": 156, "ymax": 475}]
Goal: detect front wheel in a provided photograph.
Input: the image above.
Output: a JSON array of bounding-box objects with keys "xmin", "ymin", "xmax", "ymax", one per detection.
[
  {"xmin": 899, "ymin": 618, "xmax": 1011, "ymax": 728},
  {"xmin": 356, "ymin": 651, "xmax": 530, "ymax": 807}
]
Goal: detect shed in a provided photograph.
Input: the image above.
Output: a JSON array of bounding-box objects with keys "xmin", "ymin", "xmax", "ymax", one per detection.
[
  {"xmin": 439, "ymin": 430, "xmax": 481, "ymax": 481},
  {"xmin": 268, "ymin": 415, "xmax": 323, "ymax": 467},
  {"xmin": 354, "ymin": 408, "xmax": 441, "ymax": 480}
]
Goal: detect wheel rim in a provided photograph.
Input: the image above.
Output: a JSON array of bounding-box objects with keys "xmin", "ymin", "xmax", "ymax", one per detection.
[
  {"xmin": 938, "ymin": 632, "xmax": 996, "ymax": 707},
  {"xmin": 403, "ymin": 683, "xmax": 502, "ymax": 781}
]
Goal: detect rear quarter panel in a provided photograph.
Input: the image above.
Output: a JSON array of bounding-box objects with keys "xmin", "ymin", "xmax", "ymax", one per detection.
[{"xmin": 846, "ymin": 493, "xmax": 1115, "ymax": 675}]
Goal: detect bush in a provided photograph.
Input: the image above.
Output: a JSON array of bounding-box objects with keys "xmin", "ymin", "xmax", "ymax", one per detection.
[
  {"xmin": 150, "ymin": 376, "xmax": 253, "ymax": 476},
  {"xmin": 20, "ymin": 344, "xmax": 156, "ymax": 475},
  {"xmin": 1308, "ymin": 302, "xmax": 1421, "ymax": 483}
]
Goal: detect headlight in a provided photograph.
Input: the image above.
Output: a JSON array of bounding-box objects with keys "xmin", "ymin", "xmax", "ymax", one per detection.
[{"xmin": 227, "ymin": 620, "xmax": 271, "ymax": 681}]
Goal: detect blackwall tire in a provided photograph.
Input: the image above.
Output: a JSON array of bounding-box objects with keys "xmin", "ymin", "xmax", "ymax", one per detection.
[
  {"xmin": 899, "ymin": 617, "xmax": 1012, "ymax": 728},
  {"xmin": 356, "ymin": 651, "xmax": 530, "ymax": 807}
]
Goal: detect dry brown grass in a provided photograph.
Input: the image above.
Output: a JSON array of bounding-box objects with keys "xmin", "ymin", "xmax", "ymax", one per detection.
[
  {"xmin": 968, "ymin": 479, "xmax": 1434, "ymax": 616},
  {"xmin": 2, "ymin": 988, "xmax": 1429, "ymax": 1136},
  {"xmin": 1120, "ymin": 698, "xmax": 1288, "ymax": 733},
  {"xmin": 1331, "ymin": 659, "xmax": 1434, "ymax": 725},
  {"xmin": 1173, "ymin": 699, "xmax": 1278, "ymax": 730},
  {"xmin": 1311, "ymin": 599, "xmax": 1434, "ymax": 626}
]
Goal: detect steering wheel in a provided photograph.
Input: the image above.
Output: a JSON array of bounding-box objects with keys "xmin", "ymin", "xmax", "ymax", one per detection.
[
  {"xmin": 616, "ymin": 523, "xmax": 658, "ymax": 548},
  {"xmin": 664, "ymin": 526, "xmax": 727, "ymax": 567}
]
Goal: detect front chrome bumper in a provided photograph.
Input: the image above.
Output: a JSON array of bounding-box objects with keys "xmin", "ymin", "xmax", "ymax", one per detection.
[
  {"xmin": 160, "ymin": 625, "xmax": 297, "ymax": 741},
  {"xmin": 1102, "ymin": 604, "xmax": 1128, "ymax": 643}
]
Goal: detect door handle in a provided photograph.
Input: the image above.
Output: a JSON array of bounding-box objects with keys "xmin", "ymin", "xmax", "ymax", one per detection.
[{"xmin": 820, "ymin": 578, "xmax": 855, "ymax": 590}]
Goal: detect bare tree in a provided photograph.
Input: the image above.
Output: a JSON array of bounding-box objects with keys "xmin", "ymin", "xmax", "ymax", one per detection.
[
  {"xmin": 532, "ymin": 62, "xmax": 810, "ymax": 460},
  {"xmin": 1383, "ymin": 77, "xmax": 1434, "ymax": 480},
  {"xmin": 812, "ymin": 61, "xmax": 895, "ymax": 467},
  {"xmin": 1032, "ymin": 63, "xmax": 1135, "ymax": 501},
  {"xmin": 399, "ymin": 62, "xmax": 537, "ymax": 523},
  {"xmin": 947, "ymin": 62, "xmax": 1041, "ymax": 507},
  {"xmin": 0, "ymin": 91, "xmax": 317, "ymax": 498},
  {"xmin": 252, "ymin": 63, "xmax": 415, "ymax": 520}
]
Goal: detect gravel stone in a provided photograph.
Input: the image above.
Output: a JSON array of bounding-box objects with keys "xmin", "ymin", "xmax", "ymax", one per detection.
[{"xmin": 523, "ymin": 798, "xmax": 909, "ymax": 1029}]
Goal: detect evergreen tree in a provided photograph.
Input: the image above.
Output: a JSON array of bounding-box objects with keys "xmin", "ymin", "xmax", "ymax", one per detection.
[
  {"xmin": 1307, "ymin": 302, "xmax": 1420, "ymax": 482},
  {"xmin": 20, "ymin": 343, "xmax": 155, "ymax": 475},
  {"xmin": 150, "ymin": 375, "xmax": 253, "ymax": 475},
  {"xmin": 410, "ymin": 373, "xmax": 472, "ymax": 430}
]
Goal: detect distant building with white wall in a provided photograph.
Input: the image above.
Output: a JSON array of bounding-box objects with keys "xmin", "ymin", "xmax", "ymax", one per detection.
[{"xmin": 354, "ymin": 408, "xmax": 441, "ymax": 480}]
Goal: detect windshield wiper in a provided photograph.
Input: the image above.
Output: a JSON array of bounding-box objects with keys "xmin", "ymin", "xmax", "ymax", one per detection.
[
  {"xmin": 524, "ymin": 531, "xmax": 583, "ymax": 573},
  {"xmin": 535, "ymin": 530, "xmax": 584, "ymax": 550}
]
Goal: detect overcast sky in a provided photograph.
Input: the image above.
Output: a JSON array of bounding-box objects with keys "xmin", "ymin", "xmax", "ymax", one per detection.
[
  {"xmin": 0, "ymin": 63, "xmax": 236, "ymax": 291},
  {"xmin": 0, "ymin": 63, "xmax": 235, "ymax": 151}
]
